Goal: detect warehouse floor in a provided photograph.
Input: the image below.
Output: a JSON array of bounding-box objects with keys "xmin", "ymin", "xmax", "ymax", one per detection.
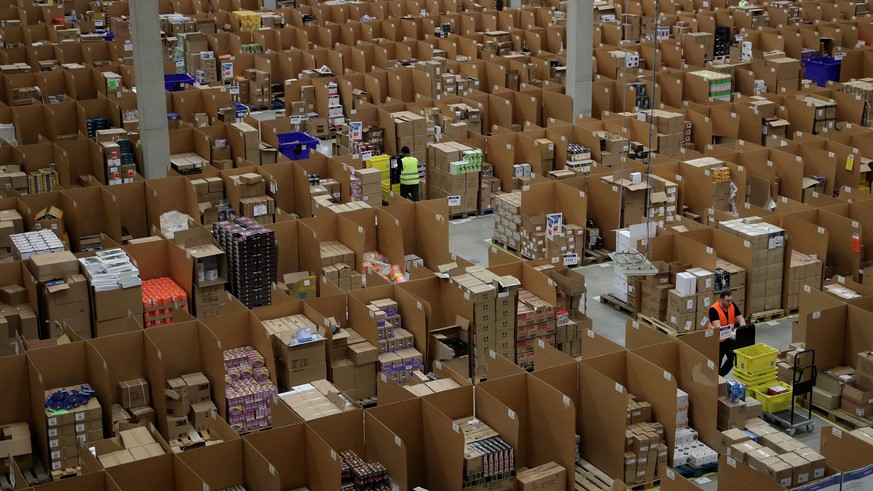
[{"xmin": 449, "ymin": 215, "xmax": 832, "ymax": 490}]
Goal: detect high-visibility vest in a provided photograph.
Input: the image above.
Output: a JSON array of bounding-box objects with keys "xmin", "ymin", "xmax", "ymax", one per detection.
[
  {"xmin": 738, "ymin": 0, "xmax": 750, "ymax": 6},
  {"xmin": 400, "ymin": 156, "xmax": 420, "ymax": 185},
  {"xmin": 709, "ymin": 301, "xmax": 736, "ymax": 343}
]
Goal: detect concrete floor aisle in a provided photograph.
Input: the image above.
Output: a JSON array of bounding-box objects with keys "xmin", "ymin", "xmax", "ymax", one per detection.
[{"xmin": 448, "ymin": 216, "xmax": 834, "ymax": 490}]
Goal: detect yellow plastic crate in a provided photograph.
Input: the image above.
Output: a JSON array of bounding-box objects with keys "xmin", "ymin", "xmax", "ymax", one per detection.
[
  {"xmin": 734, "ymin": 344, "xmax": 779, "ymax": 373},
  {"xmin": 753, "ymin": 382, "xmax": 793, "ymax": 413},
  {"xmin": 733, "ymin": 367, "xmax": 778, "ymax": 388}
]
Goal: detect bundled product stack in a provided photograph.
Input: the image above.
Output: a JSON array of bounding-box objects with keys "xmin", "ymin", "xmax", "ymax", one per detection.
[
  {"xmin": 370, "ymin": 299, "xmax": 423, "ymax": 385},
  {"xmin": 493, "ymin": 192, "xmax": 585, "ymax": 262},
  {"xmin": 782, "ymin": 251, "xmax": 823, "ymax": 312},
  {"xmin": 325, "ymin": 81, "xmax": 344, "ymax": 132},
  {"xmin": 262, "ymin": 314, "xmax": 327, "ymax": 390},
  {"xmin": 723, "ymin": 419, "xmax": 827, "ymax": 488},
  {"xmin": 28, "ymin": 251, "xmax": 90, "ymax": 339},
  {"xmin": 192, "ymin": 51, "xmax": 217, "ymax": 85},
  {"xmin": 164, "ymin": 372, "xmax": 214, "ymax": 441},
  {"xmin": 714, "ymin": 259, "xmax": 747, "ymax": 312},
  {"xmin": 492, "ymin": 191, "xmax": 522, "ymax": 251},
  {"xmin": 428, "ymin": 142, "xmax": 481, "ymax": 215},
  {"xmin": 78, "ymin": 248, "xmax": 143, "ymax": 337},
  {"xmin": 96, "ymin": 129, "xmax": 136, "ymax": 185},
  {"xmin": 840, "ymin": 79, "xmax": 873, "ymax": 126},
  {"xmin": 213, "ymin": 217, "xmax": 276, "ymax": 309},
  {"xmin": 565, "ymin": 143, "xmax": 593, "ymax": 175},
  {"xmin": 28, "ymin": 167, "xmax": 60, "ymax": 194},
  {"xmin": 623, "ymin": 395, "xmax": 668, "ymax": 486},
  {"xmin": 231, "ymin": 173, "xmax": 275, "ymax": 225},
  {"xmin": 516, "ymin": 289, "xmax": 557, "ymax": 370},
  {"xmin": 232, "ymin": 11, "xmax": 262, "ymax": 30},
  {"xmin": 672, "ymin": 388, "xmax": 718, "ymax": 472},
  {"xmin": 340, "ymin": 450, "xmax": 391, "ymax": 490},
  {"xmin": 141, "ymin": 277, "xmax": 188, "ymax": 327},
  {"xmin": 331, "ymin": 327, "xmax": 378, "ymax": 401},
  {"xmin": 601, "ymin": 172, "xmax": 649, "ymax": 228},
  {"xmin": 278, "ymin": 380, "xmax": 357, "ymax": 421},
  {"xmin": 319, "ymin": 241, "xmax": 355, "ymax": 268},
  {"xmin": 645, "ymin": 109, "xmax": 686, "ymax": 156},
  {"xmin": 10, "ymin": 229, "xmax": 65, "ymax": 261},
  {"xmin": 350, "ymin": 167, "xmax": 382, "ymax": 206},
  {"xmin": 457, "ymin": 417, "xmax": 516, "ymax": 490},
  {"xmin": 44, "ymin": 384, "xmax": 103, "ymax": 478},
  {"xmin": 112, "ymin": 378, "xmax": 156, "ymax": 433},
  {"xmin": 799, "ymin": 96, "xmax": 837, "ymax": 134},
  {"xmin": 441, "ymin": 102, "xmax": 482, "ymax": 134},
  {"xmin": 841, "ymin": 351, "xmax": 873, "ymax": 417},
  {"xmin": 718, "ymin": 218, "xmax": 786, "ymax": 313},
  {"xmin": 687, "ymin": 70, "xmax": 732, "ymax": 101},
  {"xmin": 555, "ymin": 310, "xmax": 586, "ymax": 357},
  {"xmin": 169, "ymin": 152, "xmax": 206, "ymax": 175},
  {"xmin": 224, "ymin": 346, "xmax": 277, "ymax": 433},
  {"xmin": 639, "ymin": 272, "xmax": 673, "ymax": 322}
]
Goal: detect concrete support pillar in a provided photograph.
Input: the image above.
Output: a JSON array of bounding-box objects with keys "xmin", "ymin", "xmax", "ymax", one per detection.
[
  {"xmin": 130, "ymin": 0, "xmax": 170, "ymax": 179},
  {"xmin": 567, "ymin": 0, "xmax": 594, "ymax": 118}
]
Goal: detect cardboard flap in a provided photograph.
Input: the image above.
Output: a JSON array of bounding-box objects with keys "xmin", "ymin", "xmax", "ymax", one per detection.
[{"xmin": 45, "ymin": 282, "xmax": 70, "ymax": 293}]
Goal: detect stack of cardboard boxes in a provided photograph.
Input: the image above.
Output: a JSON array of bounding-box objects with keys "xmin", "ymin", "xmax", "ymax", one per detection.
[
  {"xmin": 182, "ymin": 241, "xmax": 227, "ymax": 320},
  {"xmin": 623, "ymin": 395, "xmax": 668, "ymax": 486},
  {"xmin": 223, "ymin": 346, "xmax": 276, "ymax": 433},
  {"xmin": 369, "ymin": 299, "xmax": 424, "ymax": 385},
  {"xmin": 719, "ymin": 218, "xmax": 786, "ymax": 313},
  {"xmin": 164, "ymin": 372, "xmax": 214, "ymax": 441},
  {"xmin": 722, "ymin": 419, "xmax": 827, "ymax": 488},
  {"xmin": 442, "ymin": 103, "xmax": 482, "ymax": 135},
  {"xmin": 92, "ymin": 427, "xmax": 167, "ymax": 468},
  {"xmin": 645, "ymin": 109, "xmax": 686, "ymax": 156},
  {"xmin": 331, "ymin": 327, "xmax": 378, "ymax": 401},
  {"xmin": 516, "ymin": 289, "xmax": 556, "ymax": 370},
  {"xmin": 673, "ymin": 389, "xmax": 718, "ymax": 470},
  {"xmin": 841, "ymin": 351, "xmax": 873, "ymax": 417},
  {"xmin": 169, "ymin": 152, "xmax": 207, "ymax": 175},
  {"xmin": 666, "ymin": 267, "xmax": 714, "ymax": 333},
  {"xmin": 114, "ymin": 378, "xmax": 155, "ymax": 434},
  {"xmin": 449, "ymin": 267, "xmax": 519, "ymax": 379},
  {"xmin": 29, "ymin": 251, "xmax": 91, "ymax": 339},
  {"xmin": 351, "ymin": 167, "xmax": 382, "ymax": 206},
  {"xmin": 601, "ymin": 172, "xmax": 649, "ymax": 228},
  {"xmin": 319, "ymin": 241, "xmax": 355, "ymax": 269},
  {"xmin": 78, "ymin": 249, "xmax": 143, "ymax": 338},
  {"xmin": 243, "ymin": 69, "xmax": 270, "ymax": 110},
  {"xmin": 639, "ymin": 266, "xmax": 673, "ymax": 321},
  {"xmin": 0, "ymin": 165, "xmax": 29, "ymax": 194},
  {"xmin": 0, "ymin": 282, "xmax": 38, "ymax": 348},
  {"xmin": 44, "ymin": 384, "xmax": 103, "ymax": 477},
  {"xmin": 193, "ymin": 51, "xmax": 217, "ymax": 85},
  {"xmin": 782, "ymin": 251, "xmax": 824, "ymax": 312},
  {"xmin": 811, "ymin": 366, "xmax": 854, "ymax": 411},
  {"xmin": 263, "ymin": 314, "xmax": 327, "ymax": 390},
  {"xmin": 493, "ymin": 192, "xmax": 585, "ymax": 262},
  {"xmin": 325, "ymin": 81, "xmax": 344, "ymax": 132},
  {"xmin": 404, "ymin": 375, "xmax": 462, "ymax": 397},
  {"xmin": 96, "ymin": 129, "xmax": 136, "ymax": 185},
  {"xmin": 231, "ymin": 173, "xmax": 275, "ymax": 225},
  {"xmin": 391, "ymin": 111, "xmax": 428, "ymax": 162},
  {"xmin": 647, "ymin": 175, "xmax": 679, "ymax": 228},
  {"xmin": 428, "ymin": 142, "xmax": 481, "ymax": 215},
  {"xmin": 321, "ymin": 263, "xmax": 363, "ymax": 292},
  {"xmin": 191, "ymin": 177, "xmax": 230, "ymax": 225}
]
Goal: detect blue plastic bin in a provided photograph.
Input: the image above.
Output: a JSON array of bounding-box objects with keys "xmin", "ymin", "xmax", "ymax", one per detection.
[
  {"xmin": 277, "ymin": 132, "xmax": 319, "ymax": 160},
  {"xmin": 164, "ymin": 73, "xmax": 196, "ymax": 92},
  {"xmin": 804, "ymin": 57, "xmax": 841, "ymax": 87}
]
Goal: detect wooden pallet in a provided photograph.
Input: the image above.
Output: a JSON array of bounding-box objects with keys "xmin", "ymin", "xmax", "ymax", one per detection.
[
  {"xmin": 491, "ymin": 239, "xmax": 520, "ymax": 255},
  {"xmin": 675, "ymin": 462, "xmax": 718, "ymax": 478},
  {"xmin": 239, "ymin": 426, "xmax": 272, "ymax": 437},
  {"xmin": 749, "ymin": 309, "xmax": 785, "ymax": 323},
  {"xmin": 599, "ymin": 293, "xmax": 635, "ymax": 316},
  {"xmin": 584, "ymin": 249, "xmax": 611, "ymax": 266},
  {"xmin": 169, "ymin": 427, "xmax": 214, "ymax": 452},
  {"xmin": 574, "ymin": 459, "xmax": 614, "ymax": 491},
  {"xmin": 20, "ymin": 460, "xmax": 50, "ymax": 487},
  {"xmin": 448, "ymin": 211, "xmax": 477, "ymax": 220},
  {"xmin": 629, "ymin": 479, "xmax": 659, "ymax": 490},
  {"xmin": 50, "ymin": 467, "xmax": 79, "ymax": 482},
  {"xmin": 637, "ymin": 314, "xmax": 681, "ymax": 337},
  {"xmin": 814, "ymin": 404, "xmax": 873, "ymax": 429}
]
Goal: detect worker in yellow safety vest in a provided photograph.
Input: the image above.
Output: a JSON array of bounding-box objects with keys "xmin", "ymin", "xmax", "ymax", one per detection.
[
  {"xmin": 738, "ymin": 0, "xmax": 751, "ymax": 6},
  {"xmin": 399, "ymin": 146, "xmax": 421, "ymax": 202},
  {"xmin": 709, "ymin": 290, "xmax": 748, "ymax": 376}
]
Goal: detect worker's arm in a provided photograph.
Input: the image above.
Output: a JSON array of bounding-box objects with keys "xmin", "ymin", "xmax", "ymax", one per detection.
[
  {"xmin": 708, "ymin": 308, "xmax": 722, "ymax": 329},
  {"xmin": 736, "ymin": 315, "xmax": 747, "ymax": 327}
]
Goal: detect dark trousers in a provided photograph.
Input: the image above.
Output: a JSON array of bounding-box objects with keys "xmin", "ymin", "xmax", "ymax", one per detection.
[
  {"xmin": 719, "ymin": 338, "xmax": 735, "ymax": 377},
  {"xmin": 400, "ymin": 184, "xmax": 420, "ymax": 202}
]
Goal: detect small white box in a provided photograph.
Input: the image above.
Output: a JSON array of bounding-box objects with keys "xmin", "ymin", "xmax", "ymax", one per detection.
[{"xmin": 676, "ymin": 272, "xmax": 697, "ymax": 295}]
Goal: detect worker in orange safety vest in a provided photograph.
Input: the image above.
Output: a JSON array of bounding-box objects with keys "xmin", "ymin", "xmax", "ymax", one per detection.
[{"xmin": 709, "ymin": 290, "xmax": 748, "ymax": 376}]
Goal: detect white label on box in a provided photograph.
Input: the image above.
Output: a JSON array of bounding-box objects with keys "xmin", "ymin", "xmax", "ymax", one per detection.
[
  {"xmin": 52, "ymin": 461, "xmax": 60, "ymax": 471},
  {"xmin": 51, "ymin": 451, "xmax": 60, "ymax": 460},
  {"xmin": 615, "ymin": 383, "xmax": 623, "ymax": 393},
  {"xmin": 75, "ymin": 412, "xmax": 85, "ymax": 421},
  {"xmin": 452, "ymin": 423, "xmax": 460, "ymax": 433},
  {"xmin": 48, "ymin": 418, "xmax": 57, "ymax": 428},
  {"xmin": 813, "ymin": 311, "xmax": 821, "ymax": 319},
  {"xmin": 666, "ymin": 468, "xmax": 675, "ymax": 480},
  {"xmin": 587, "ymin": 329, "xmax": 594, "ymax": 338},
  {"xmin": 563, "ymin": 395, "xmax": 571, "ymax": 407},
  {"xmin": 76, "ymin": 423, "xmax": 85, "ymax": 432},
  {"xmin": 381, "ymin": 373, "xmax": 387, "ymax": 383},
  {"xmin": 708, "ymin": 360, "xmax": 715, "ymax": 370},
  {"xmin": 330, "ymin": 450, "xmax": 337, "ymax": 461},
  {"xmin": 268, "ymin": 464, "xmax": 276, "ymax": 476},
  {"xmin": 50, "ymin": 439, "xmax": 58, "ymax": 448},
  {"xmin": 538, "ymin": 339, "xmax": 545, "ymax": 348},
  {"xmin": 508, "ymin": 409, "xmax": 516, "ymax": 420},
  {"xmin": 229, "ymin": 86, "xmax": 240, "ymax": 95},
  {"xmin": 687, "ymin": 300, "xmax": 693, "ymax": 310},
  {"xmin": 705, "ymin": 329, "xmax": 714, "ymax": 338},
  {"xmin": 448, "ymin": 195, "xmax": 461, "ymax": 207},
  {"xmin": 203, "ymin": 482, "xmax": 209, "ymax": 491},
  {"xmin": 124, "ymin": 41, "xmax": 133, "ymax": 52},
  {"xmin": 489, "ymin": 350, "xmax": 496, "ymax": 359},
  {"xmin": 727, "ymin": 457, "xmax": 736, "ymax": 468},
  {"xmin": 664, "ymin": 371, "xmax": 672, "ymax": 381}
]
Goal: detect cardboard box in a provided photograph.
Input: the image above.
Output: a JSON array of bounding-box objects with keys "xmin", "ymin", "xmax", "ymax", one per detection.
[
  {"xmin": 118, "ymin": 378, "xmax": 150, "ymax": 409},
  {"xmin": 516, "ymin": 462, "xmax": 565, "ymax": 490},
  {"xmin": 181, "ymin": 373, "xmax": 211, "ymax": 403}
]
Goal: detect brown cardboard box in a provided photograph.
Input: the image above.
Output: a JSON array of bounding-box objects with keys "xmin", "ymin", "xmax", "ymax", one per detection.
[
  {"xmin": 516, "ymin": 461, "xmax": 565, "ymax": 490},
  {"xmin": 30, "ymin": 252, "xmax": 78, "ymax": 282},
  {"xmin": 181, "ymin": 373, "xmax": 211, "ymax": 403},
  {"xmin": 118, "ymin": 378, "xmax": 150, "ymax": 409}
]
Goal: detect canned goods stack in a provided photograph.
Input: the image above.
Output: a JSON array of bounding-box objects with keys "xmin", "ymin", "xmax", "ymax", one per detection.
[{"xmin": 141, "ymin": 277, "xmax": 188, "ymax": 327}]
